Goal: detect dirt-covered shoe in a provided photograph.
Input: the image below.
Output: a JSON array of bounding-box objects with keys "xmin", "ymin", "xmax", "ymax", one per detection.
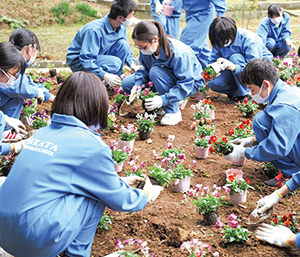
[
  {"xmin": 2, "ymin": 129, "xmax": 26, "ymax": 142},
  {"xmin": 160, "ymin": 111, "xmax": 182, "ymax": 126}
]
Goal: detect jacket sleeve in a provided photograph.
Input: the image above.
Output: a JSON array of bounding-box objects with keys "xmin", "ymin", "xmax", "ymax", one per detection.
[
  {"xmin": 280, "ymin": 13, "xmax": 292, "ymax": 41},
  {"xmin": 122, "ymin": 30, "xmax": 136, "ymax": 67},
  {"xmin": 286, "ymin": 171, "xmax": 300, "ymax": 192},
  {"xmin": 70, "ymin": 145, "xmax": 148, "ymax": 212},
  {"xmin": 211, "ymin": 0, "xmax": 227, "ymax": 16},
  {"xmin": 0, "ymin": 112, "xmax": 11, "ymax": 155},
  {"xmin": 208, "ymin": 47, "xmax": 221, "ymax": 64},
  {"xmin": 256, "ymin": 19, "xmax": 270, "ymax": 45},
  {"xmin": 245, "ymin": 104, "xmax": 299, "ymax": 162}
]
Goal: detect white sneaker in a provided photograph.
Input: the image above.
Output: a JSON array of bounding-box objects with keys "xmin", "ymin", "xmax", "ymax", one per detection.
[
  {"xmin": 155, "ymin": 108, "xmax": 165, "ymax": 116},
  {"xmin": 2, "ymin": 129, "xmax": 26, "ymax": 142},
  {"xmin": 160, "ymin": 111, "xmax": 182, "ymax": 126}
]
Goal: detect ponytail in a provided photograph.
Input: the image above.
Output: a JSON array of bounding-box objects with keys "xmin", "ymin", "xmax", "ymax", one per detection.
[{"xmin": 132, "ymin": 21, "xmax": 172, "ymax": 59}]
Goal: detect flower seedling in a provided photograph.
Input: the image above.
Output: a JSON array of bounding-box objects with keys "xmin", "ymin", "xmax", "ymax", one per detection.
[
  {"xmin": 209, "ymin": 136, "xmax": 233, "ymax": 156},
  {"xmin": 110, "ymin": 140, "xmax": 130, "ymax": 164},
  {"xmin": 125, "ymin": 157, "xmax": 146, "ymax": 178},
  {"xmin": 227, "ymin": 119, "xmax": 254, "ymax": 140},
  {"xmin": 119, "ymin": 124, "xmax": 138, "ymax": 141},
  {"xmin": 171, "ymin": 164, "xmax": 194, "ymax": 180},
  {"xmin": 21, "ymin": 98, "xmax": 37, "ymax": 118},
  {"xmin": 195, "ymin": 124, "xmax": 215, "ymax": 138},
  {"xmin": 223, "ymin": 175, "xmax": 254, "ymax": 195},
  {"xmin": 114, "ymin": 238, "xmax": 156, "ymax": 257},
  {"xmin": 201, "ymin": 98, "xmax": 216, "ymax": 111},
  {"xmin": 180, "ymin": 239, "xmax": 213, "ymax": 257},
  {"xmin": 31, "ymin": 111, "xmax": 50, "ymax": 129},
  {"xmin": 135, "ymin": 112, "xmax": 156, "ymax": 133},
  {"xmin": 194, "ymin": 136, "xmax": 209, "ymax": 149},
  {"xmin": 148, "ymin": 165, "xmax": 172, "ymax": 187},
  {"xmin": 97, "ymin": 210, "xmax": 112, "ymax": 232},
  {"xmin": 236, "ymin": 98, "xmax": 258, "ymax": 117},
  {"xmin": 271, "ymin": 213, "xmax": 298, "ymax": 233}
]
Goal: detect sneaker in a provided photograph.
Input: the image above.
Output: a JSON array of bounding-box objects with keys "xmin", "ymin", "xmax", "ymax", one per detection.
[
  {"xmin": 263, "ymin": 178, "xmax": 279, "ymax": 187},
  {"xmin": 160, "ymin": 111, "xmax": 182, "ymax": 126},
  {"xmin": 155, "ymin": 108, "xmax": 165, "ymax": 116},
  {"xmin": 2, "ymin": 129, "xmax": 26, "ymax": 142}
]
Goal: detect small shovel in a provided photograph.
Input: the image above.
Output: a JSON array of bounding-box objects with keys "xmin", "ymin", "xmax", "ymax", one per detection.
[
  {"xmin": 119, "ymin": 93, "xmax": 137, "ymax": 116},
  {"xmin": 247, "ymin": 205, "xmax": 273, "ymax": 225}
]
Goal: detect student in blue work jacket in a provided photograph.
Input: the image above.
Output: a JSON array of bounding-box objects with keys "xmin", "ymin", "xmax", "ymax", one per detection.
[
  {"xmin": 224, "ymin": 58, "xmax": 300, "ymax": 187},
  {"xmin": 122, "ymin": 21, "xmax": 205, "ymax": 126},
  {"xmin": 164, "ymin": 0, "xmax": 183, "ymax": 39},
  {"xmin": 150, "ymin": 0, "xmax": 166, "ymax": 31},
  {"xmin": 256, "ymin": 3, "xmax": 296, "ymax": 59},
  {"xmin": 66, "ymin": 0, "xmax": 139, "ymax": 89},
  {"xmin": 0, "ymin": 42, "xmax": 30, "ymax": 154},
  {"xmin": 1, "ymin": 29, "xmax": 55, "ymax": 141},
  {"xmin": 177, "ymin": 0, "xmax": 227, "ymax": 69},
  {"xmin": 0, "ymin": 71, "xmax": 163, "ymax": 257},
  {"xmin": 207, "ymin": 17, "xmax": 273, "ymax": 103}
]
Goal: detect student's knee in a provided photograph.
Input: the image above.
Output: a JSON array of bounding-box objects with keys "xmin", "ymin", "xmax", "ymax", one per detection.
[
  {"xmin": 122, "ymin": 74, "xmax": 135, "ymax": 94},
  {"xmin": 266, "ymin": 38, "xmax": 276, "ymax": 51}
]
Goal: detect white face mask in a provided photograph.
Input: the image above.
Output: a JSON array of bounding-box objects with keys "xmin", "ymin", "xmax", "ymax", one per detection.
[
  {"xmin": 224, "ymin": 40, "xmax": 232, "ymax": 47},
  {"xmin": 0, "ymin": 70, "xmax": 16, "ymax": 89},
  {"xmin": 27, "ymin": 47, "xmax": 37, "ymax": 66},
  {"xmin": 121, "ymin": 18, "xmax": 133, "ymax": 28},
  {"xmin": 251, "ymin": 82, "xmax": 270, "ymax": 104},
  {"xmin": 271, "ymin": 16, "xmax": 282, "ymax": 26},
  {"xmin": 141, "ymin": 43, "xmax": 157, "ymax": 55}
]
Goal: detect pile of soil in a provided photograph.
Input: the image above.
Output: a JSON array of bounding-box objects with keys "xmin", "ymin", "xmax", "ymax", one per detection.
[{"xmin": 23, "ymin": 76, "xmax": 300, "ymax": 256}]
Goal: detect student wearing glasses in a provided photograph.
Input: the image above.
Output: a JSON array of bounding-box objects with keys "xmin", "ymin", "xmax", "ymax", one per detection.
[
  {"xmin": 66, "ymin": 0, "xmax": 139, "ymax": 89},
  {"xmin": 0, "ymin": 42, "xmax": 31, "ymax": 156},
  {"xmin": 122, "ymin": 21, "xmax": 205, "ymax": 126},
  {"xmin": 1, "ymin": 28, "xmax": 55, "ymax": 142}
]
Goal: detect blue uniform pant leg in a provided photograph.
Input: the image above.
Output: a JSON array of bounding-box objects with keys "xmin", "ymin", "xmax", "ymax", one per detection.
[
  {"xmin": 266, "ymin": 37, "xmax": 276, "ymax": 52},
  {"xmin": 253, "ymin": 112, "xmax": 299, "ymax": 176},
  {"xmin": 150, "ymin": 5, "xmax": 166, "ymax": 30},
  {"xmin": 228, "ymin": 53, "xmax": 251, "ymax": 97},
  {"xmin": 121, "ymin": 74, "xmax": 136, "ymax": 95},
  {"xmin": 63, "ymin": 199, "xmax": 104, "ymax": 257},
  {"xmin": 0, "ymin": 97, "xmax": 23, "ymax": 130},
  {"xmin": 273, "ymin": 39, "xmax": 291, "ymax": 59},
  {"xmin": 195, "ymin": 42, "xmax": 210, "ymax": 70},
  {"xmin": 149, "ymin": 66, "xmax": 179, "ymax": 113},
  {"xmin": 166, "ymin": 16, "xmax": 180, "ymax": 39}
]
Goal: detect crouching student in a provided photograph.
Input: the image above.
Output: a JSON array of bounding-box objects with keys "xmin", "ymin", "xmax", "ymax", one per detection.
[
  {"xmin": 122, "ymin": 21, "xmax": 205, "ymax": 126},
  {"xmin": 0, "ymin": 71, "xmax": 163, "ymax": 257}
]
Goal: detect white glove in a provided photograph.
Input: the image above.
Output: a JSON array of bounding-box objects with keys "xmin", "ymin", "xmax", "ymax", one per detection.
[
  {"xmin": 129, "ymin": 85, "xmax": 141, "ymax": 102},
  {"xmin": 143, "ymin": 177, "xmax": 164, "ymax": 204},
  {"xmin": 130, "ymin": 63, "xmax": 140, "ymax": 74},
  {"xmin": 104, "ymin": 73, "xmax": 122, "ymax": 88},
  {"xmin": 163, "ymin": 0, "xmax": 173, "ymax": 4},
  {"xmin": 230, "ymin": 137, "xmax": 253, "ymax": 147},
  {"xmin": 217, "ymin": 57, "xmax": 236, "ymax": 71},
  {"xmin": 256, "ymin": 191, "xmax": 282, "ymax": 214},
  {"xmin": 286, "ymin": 38, "xmax": 296, "ymax": 51},
  {"xmin": 36, "ymin": 88, "xmax": 45, "ymax": 104},
  {"xmin": 4, "ymin": 115, "xmax": 26, "ymax": 135},
  {"xmin": 256, "ymin": 224, "xmax": 294, "ymax": 247},
  {"xmin": 224, "ymin": 144, "xmax": 245, "ymax": 162},
  {"xmin": 208, "ymin": 62, "xmax": 222, "ymax": 74},
  {"xmin": 120, "ymin": 175, "xmax": 146, "ymax": 188},
  {"xmin": 145, "ymin": 95, "xmax": 162, "ymax": 111},
  {"xmin": 12, "ymin": 138, "xmax": 30, "ymax": 154},
  {"xmin": 155, "ymin": 1, "xmax": 163, "ymax": 16}
]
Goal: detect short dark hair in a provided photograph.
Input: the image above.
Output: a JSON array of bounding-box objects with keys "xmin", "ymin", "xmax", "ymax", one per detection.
[
  {"xmin": 268, "ymin": 3, "xmax": 282, "ymax": 18},
  {"xmin": 51, "ymin": 71, "xmax": 109, "ymax": 130},
  {"xmin": 132, "ymin": 21, "xmax": 172, "ymax": 59},
  {"xmin": 209, "ymin": 17, "xmax": 237, "ymax": 49},
  {"xmin": 241, "ymin": 59, "xmax": 279, "ymax": 86},
  {"xmin": 9, "ymin": 28, "xmax": 40, "ymax": 51},
  {"xmin": 109, "ymin": 0, "xmax": 137, "ymax": 19}
]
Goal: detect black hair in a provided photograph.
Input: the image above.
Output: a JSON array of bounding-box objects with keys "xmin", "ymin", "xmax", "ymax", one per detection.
[
  {"xmin": 209, "ymin": 17, "xmax": 237, "ymax": 49},
  {"xmin": 51, "ymin": 71, "xmax": 109, "ymax": 131},
  {"xmin": 268, "ymin": 3, "xmax": 282, "ymax": 18},
  {"xmin": 132, "ymin": 21, "xmax": 172, "ymax": 59},
  {"xmin": 9, "ymin": 28, "xmax": 40, "ymax": 51},
  {"xmin": 241, "ymin": 58, "xmax": 279, "ymax": 86},
  {"xmin": 109, "ymin": 0, "xmax": 137, "ymax": 20}
]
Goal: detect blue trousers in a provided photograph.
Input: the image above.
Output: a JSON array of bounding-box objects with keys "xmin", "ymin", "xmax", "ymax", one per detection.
[
  {"xmin": 253, "ymin": 111, "xmax": 300, "ymax": 176},
  {"xmin": 208, "ymin": 53, "xmax": 250, "ymax": 97},
  {"xmin": 166, "ymin": 15, "xmax": 181, "ymax": 39},
  {"xmin": 266, "ymin": 38, "xmax": 291, "ymax": 59},
  {"xmin": 151, "ymin": 4, "xmax": 166, "ymax": 30}
]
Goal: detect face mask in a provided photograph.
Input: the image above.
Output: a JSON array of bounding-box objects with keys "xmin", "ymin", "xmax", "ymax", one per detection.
[
  {"xmin": 271, "ymin": 16, "xmax": 282, "ymax": 26},
  {"xmin": 27, "ymin": 47, "xmax": 37, "ymax": 66},
  {"xmin": 251, "ymin": 82, "xmax": 270, "ymax": 104},
  {"xmin": 141, "ymin": 43, "xmax": 157, "ymax": 55},
  {"xmin": 89, "ymin": 123, "xmax": 101, "ymax": 131},
  {"xmin": 121, "ymin": 18, "xmax": 133, "ymax": 28},
  {"xmin": 0, "ymin": 70, "xmax": 16, "ymax": 89},
  {"xmin": 224, "ymin": 40, "xmax": 232, "ymax": 47}
]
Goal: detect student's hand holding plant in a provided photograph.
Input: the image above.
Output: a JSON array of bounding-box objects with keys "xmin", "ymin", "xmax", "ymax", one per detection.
[
  {"xmin": 143, "ymin": 177, "xmax": 164, "ymax": 204},
  {"xmin": 217, "ymin": 57, "xmax": 236, "ymax": 71},
  {"xmin": 230, "ymin": 137, "xmax": 254, "ymax": 147},
  {"xmin": 121, "ymin": 175, "xmax": 146, "ymax": 188},
  {"xmin": 224, "ymin": 144, "xmax": 245, "ymax": 162}
]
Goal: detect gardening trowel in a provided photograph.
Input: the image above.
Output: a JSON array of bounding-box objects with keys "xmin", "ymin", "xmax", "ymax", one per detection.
[
  {"xmin": 119, "ymin": 93, "xmax": 137, "ymax": 116},
  {"xmin": 247, "ymin": 205, "xmax": 273, "ymax": 225}
]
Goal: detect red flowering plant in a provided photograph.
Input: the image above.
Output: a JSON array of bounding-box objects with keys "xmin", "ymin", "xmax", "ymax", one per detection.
[
  {"xmin": 236, "ymin": 98, "xmax": 258, "ymax": 117},
  {"xmin": 227, "ymin": 119, "xmax": 254, "ymax": 140},
  {"xmin": 209, "ymin": 136, "xmax": 233, "ymax": 156},
  {"xmin": 295, "ymin": 76, "xmax": 300, "ymax": 88},
  {"xmin": 271, "ymin": 213, "xmax": 298, "ymax": 233},
  {"xmin": 201, "ymin": 66, "xmax": 218, "ymax": 85},
  {"xmin": 223, "ymin": 174, "xmax": 254, "ymax": 195},
  {"xmin": 201, "ymin": 98, "xmax": 216, "ymax": 111}
]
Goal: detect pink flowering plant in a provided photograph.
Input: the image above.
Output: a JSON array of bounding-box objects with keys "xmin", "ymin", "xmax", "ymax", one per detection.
[
  {"xmin": 180, "ymin": 239, "xmax": 212, "ymax": 257},
  {"xmin": 191, "ymin": 102, "xmax": 211, "ymax": 121},
  {"xmin": 114, "ymin": 238, "xmax": 156, "ymax": 257},
  {"xmin": 119, "ymin": 124, "xmax": 138, "ymax": 141},
  {"xmin": 187, "ymin": 184, "xmax": 223, "ymax": 215},
  {"xmin": 110, "ymin": 140, "xmax": 130, "ymax": 164},
  {"xmin": 135, "ymin": 112, "xmax": 156, "ymax": 133},
  {"xmin": 221, "ymin": 213, "xmax": 250, "ymax": 243},
  {"xmin": 21, "ymin": 98, "xmax": 37, "ymax": 118},
  {"xmin": 171, "ymin": 164, "xmax": 194, "ymax": 180},
  {"xmin": 125, "ymin": 156, "xmax": 146, "ymax": 178},
  {"xmin": 139, "ymin": 82, "xmax": 158, "ymax": 101}
]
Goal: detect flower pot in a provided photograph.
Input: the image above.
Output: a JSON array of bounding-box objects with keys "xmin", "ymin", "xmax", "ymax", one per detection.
[
  {"xmin": 245, "ymin": 111, "xmax": 255, "ymax": 119},
  {"xmin": 114, "ymin": 162, "xmax": 124, "ymax": 173},
  {"xmin": 21, "ymin": 116, "xmax": 32, "ymax": 126},
  {"xmin": 197, "ymin": 210, "xmax": 220, "ymax": 225},
  {"xmin": 49, "ymin": 69, "xmax": 57, "ymax": 77},
  {"xmin": 230, "ymin": 191, "xmax": 247, "ymax": 205},
  {"xmin": 163, "ymin": 5, "xmax": 174, "ymax": 17},
  {"xmin": 139, "ymin": 130, "xmax": 151, "ymax": 140},
  {"xmin": 232, "ymin": 158, "xmax": 246, "ymax": 166},
  {"xmin": 119, "ymin": 140, "xmax": 135, "ymax": 153},
  {"xmin": 225, "ymin": 169, "xmax": 243, "ymax": 180},
  {"xmin": 179, "ymin": 99, "xmax": 188, "ymax": 110},
  {"xmin": 195, "ymin": 92, "xmax": 206, "ymax": 101},
  {"xmin": 208, "ymin": 109, "xmax": 215, "ymax": 120},
  {"xmin": 195, "ymin": 146, "xmax": 209, "ymax": 159},
  {"xmin": 174, "ymin": 177, "xmax": 190, "ymax": 193},
  {"xmin": 57, "ymin": 76, "xmax": 64, "ymax": 84}
]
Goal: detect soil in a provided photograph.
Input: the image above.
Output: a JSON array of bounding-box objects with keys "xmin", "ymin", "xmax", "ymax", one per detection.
[{"xmin": 7, "ymin": 72, "xmax": 300, "ymax": 257}]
